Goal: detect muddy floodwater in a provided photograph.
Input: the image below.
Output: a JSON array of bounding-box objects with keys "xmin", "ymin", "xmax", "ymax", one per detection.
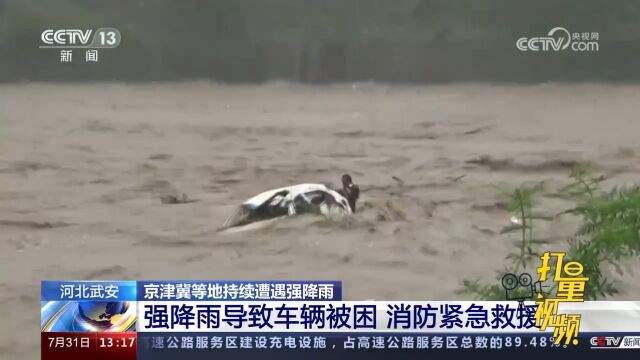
[{"xmin": 2, "ymin": 82, "xmax": 640, "ymax": 358}]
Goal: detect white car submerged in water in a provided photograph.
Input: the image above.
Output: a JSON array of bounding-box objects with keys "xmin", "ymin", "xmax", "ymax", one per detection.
[{"xmin": 220, "ymin": 174, "xmax": 359, "ymax": 232}]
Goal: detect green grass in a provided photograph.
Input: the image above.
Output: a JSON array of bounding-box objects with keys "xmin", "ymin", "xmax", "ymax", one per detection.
[{"xmin": 461, "ymin": 166, "xmax": 640, "ymax": 300}]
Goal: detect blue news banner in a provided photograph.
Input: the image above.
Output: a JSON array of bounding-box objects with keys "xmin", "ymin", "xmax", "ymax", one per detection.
[{"xmin": 42, "ymin": 280, "xmax": 640, "ymax": 360}]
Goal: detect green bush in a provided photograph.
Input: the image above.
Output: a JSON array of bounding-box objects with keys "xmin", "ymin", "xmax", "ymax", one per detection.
[{"xmin": 461, "ymin": 166, "xmax": 640, "ymax": 300}]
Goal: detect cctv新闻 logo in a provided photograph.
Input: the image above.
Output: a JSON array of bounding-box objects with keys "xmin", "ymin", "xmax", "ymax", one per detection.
[
  {"xmin": 590, "ymin": 336, "xmax": 622, "ymax": 348},
  {"xmin": 41, "ymin": 29, "xmax": 93, "ymax": 45},
  {"xmin": 40, "ymin": 28, "xmax": 121, "ymax": 48},
  {"xmin": 516, "ymin": 27, "xmax": 599, "ymax": 52}
]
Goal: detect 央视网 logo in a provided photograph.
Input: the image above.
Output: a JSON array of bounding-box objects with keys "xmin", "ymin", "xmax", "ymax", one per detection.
[{"xmin": 516, "ymin": 27, "xmax": 599, "ymax": 52}]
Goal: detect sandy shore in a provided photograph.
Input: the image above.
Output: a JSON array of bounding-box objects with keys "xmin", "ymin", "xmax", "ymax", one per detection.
[{"xmin": 1, "ymin": 82, "xmax": 640, "ymax": 357}]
